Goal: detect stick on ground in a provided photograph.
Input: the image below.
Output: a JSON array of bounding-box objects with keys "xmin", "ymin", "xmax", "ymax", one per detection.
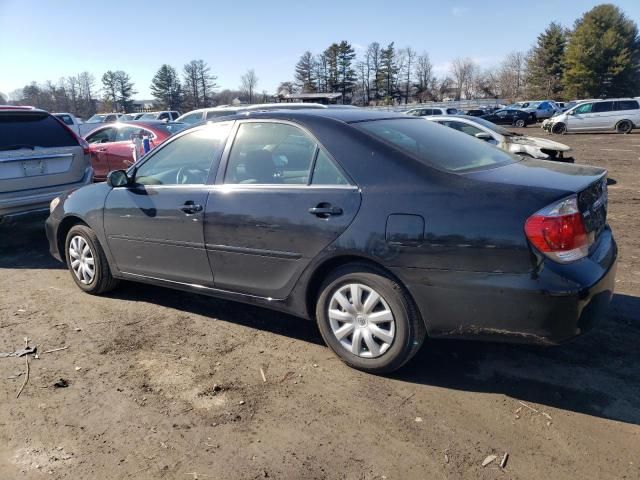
[{"xmin": 16, "ymin": 355, "xmax": 30, "ymax": 398}]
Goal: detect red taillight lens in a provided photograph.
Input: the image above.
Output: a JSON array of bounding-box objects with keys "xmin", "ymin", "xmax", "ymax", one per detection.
[
  {"xmin": 79, "ymin": 137, "xmax": 91, "ymax": 155},
  {"xmin": 525, "ymin": 195, "xmax": 590, "ymax": 263}
]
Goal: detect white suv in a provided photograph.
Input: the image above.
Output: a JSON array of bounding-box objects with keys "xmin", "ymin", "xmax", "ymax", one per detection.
[
  {"xmin": 405, "ymin": 107, "xmax": 459, "ymax": 116},
  {"xmin": 543, "ymin": 98, "xmax": 640, "ymax": 134}
]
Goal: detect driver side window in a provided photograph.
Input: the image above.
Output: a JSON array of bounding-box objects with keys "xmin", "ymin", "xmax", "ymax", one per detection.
[
  {"xmin": 134, "ymin": 122, "xmax": 232, "ymax": 186},
  {"xmin": 87, "ymin": 127, "xmax": 116, "ymax": 144}
]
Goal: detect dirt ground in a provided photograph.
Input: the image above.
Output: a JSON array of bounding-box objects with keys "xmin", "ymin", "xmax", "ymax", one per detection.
[{"xmin": 1, "ymin": 128, "xmax": 639, "ymax": 480}]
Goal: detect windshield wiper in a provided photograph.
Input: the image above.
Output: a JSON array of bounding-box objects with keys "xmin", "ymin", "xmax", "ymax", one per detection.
[{"xmin": 0, "ymin": 144, "xmax": 36, "ymax": 151}]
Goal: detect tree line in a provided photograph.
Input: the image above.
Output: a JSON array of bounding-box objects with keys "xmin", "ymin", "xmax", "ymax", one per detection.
[
  {"xmin": 7, "ymin": 59, "xmax": 261, "ymax": 116},
  {"xmin": 281, "ymin": 3, "xmax": 639, "ymax": 104}
]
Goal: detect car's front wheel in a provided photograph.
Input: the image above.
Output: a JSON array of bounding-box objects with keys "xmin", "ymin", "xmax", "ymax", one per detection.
[
  {"xmin": 514, "ymin": 118, "xmax": 526, "ymax": 128},
  {"xmin": 315, "ymin": 264, "xmax": 426, "ymax": 374},
  {"xmin": 552, "ymin": 122, "xmax": 567, "ymax": 135},
  {"xmin": 65, "ymin": 225, "xmax": 119, "ymax": 294}
]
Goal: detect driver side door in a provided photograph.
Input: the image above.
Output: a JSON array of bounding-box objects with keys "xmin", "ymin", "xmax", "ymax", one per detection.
[{"xmin": 103, "ymin": 122, "xmax": 233, "ymax": 285}]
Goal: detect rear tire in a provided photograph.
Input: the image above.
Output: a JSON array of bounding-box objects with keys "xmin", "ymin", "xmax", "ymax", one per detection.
[
  {"xmin": 315, "ymin": 263, "xmax": 426, "ymax": 374},
  {"xmin": 65, "ymin": 225, "xmax": 119, "ymax": 295},
  {"xmin": 552, "ymin": 122, "xmax": 567, "ymax": 135},
  {"xmin": 616, "ymin": 120, "xmax": 632, "ymax": 134}
]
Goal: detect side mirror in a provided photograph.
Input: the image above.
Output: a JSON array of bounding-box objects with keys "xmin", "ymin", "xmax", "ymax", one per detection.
[
  {"xmin": 107, "ymin": 170, "xmax": 130, "ymax": 188},
  {"xmin": 475, "ymin": 132, "xmax": 493, "ymax": 141}
]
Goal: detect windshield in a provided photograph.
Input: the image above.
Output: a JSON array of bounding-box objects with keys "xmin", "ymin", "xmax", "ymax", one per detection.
[
  {"xmin": 466, "ymin": 116, "xmax": 514, "ymax": 136},
  {"xmin": 87, "ymin": 114, "xmax": 106, "ymax": 123},
  {"xmin": 140, "ymin": 113, "xmax": 158, "ymax": 120},
  {"xmin": 354, "ymin": 118, "xmax": 516, "ymax": 173}
]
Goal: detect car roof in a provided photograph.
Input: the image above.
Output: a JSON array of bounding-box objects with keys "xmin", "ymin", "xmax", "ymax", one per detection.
[
  {"xmin": 0, "ymin": 105, "xmax": 42, "ymax": 112},
  {"xmin": 208, "ymin": 108, "xmax": 408, "ymax": 124}
]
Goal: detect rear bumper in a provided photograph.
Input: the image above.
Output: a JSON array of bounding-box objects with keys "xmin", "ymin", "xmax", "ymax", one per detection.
[
  {"xmin": 393, "ymin": 228, "xmax": 617, "ymax": 345},
  {"xmin": 0, "ymin": 167, "xmax": 93, "ymax": 220}
]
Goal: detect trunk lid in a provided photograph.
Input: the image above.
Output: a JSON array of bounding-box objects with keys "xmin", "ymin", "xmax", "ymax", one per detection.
[
  {"xmin": 464, "ymin": 157, "xmax": 608, "ymax": 241},
  {"xmin": 0, "ymin": 110, "xmax": 88, "ymax": 193}
]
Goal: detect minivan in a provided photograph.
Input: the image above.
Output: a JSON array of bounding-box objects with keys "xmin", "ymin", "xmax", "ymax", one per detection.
[{"xmin": 544, "ymin": 98, "xmax": 640, "ymax": 134}]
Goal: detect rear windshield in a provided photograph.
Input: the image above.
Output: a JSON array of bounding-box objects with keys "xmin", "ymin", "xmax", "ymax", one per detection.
[
  {"xmin": 0, "ymin": 112, "xmax": 78, "ymax": 149},
  {"xmin": 87, "ymin": 114, "xmax": 107, "ymax": 123},
  {"xmin": 354, "ymin": 118, "xmax": 516, "ymax": 173}
]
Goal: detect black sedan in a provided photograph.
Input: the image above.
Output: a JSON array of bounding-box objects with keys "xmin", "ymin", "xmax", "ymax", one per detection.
[
  {"xmin": 481, "ymin": 108, "xmax": 531, "ymax": 127},
  {"xmin": 46, "ymin": 109, "xmax": 617, "ymax": 373}
]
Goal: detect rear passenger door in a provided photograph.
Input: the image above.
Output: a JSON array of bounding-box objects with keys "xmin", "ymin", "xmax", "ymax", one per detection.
[
  {"xmin": 591, "ymin": 101, "xmax": 614, "ymax": 130},
  {"xmin": 204, "ymin": 120, "xmax": 361, "ymax": 299}
]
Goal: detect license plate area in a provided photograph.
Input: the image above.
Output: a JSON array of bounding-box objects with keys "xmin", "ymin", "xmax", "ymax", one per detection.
[{"xmin": 23, "ymin": 160, "xmax": 46, "ymax": 176}]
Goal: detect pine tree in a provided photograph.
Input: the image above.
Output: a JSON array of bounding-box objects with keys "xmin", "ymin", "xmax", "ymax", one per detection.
[
  {"xmin": 336, "ymin": 41, "xmax": 357, "ymax": 103},
  {"xmin": 379, "ymin": 42, "xmax": 398, "ymax": 102},
  {"xmin": 101, "ymin": 70, "xmax": 118, "ymax": 111},
  {"xmin": 114, "ymin": 71, "xmax": 136, "ymax": 113},
  {"xmin": 563, "ymin": 4, "xmax": 640, "ymax": 98},
  {"xmin": 526, "ymin": 22, "xmax": 567, "ymax": 98},
  {"xmin": 150, "ymin": 65, "xmax": 182, "ymax": 110},
  {"xmin": 294, "ymin": 51, "xmax": 317, "ymax": 92}
]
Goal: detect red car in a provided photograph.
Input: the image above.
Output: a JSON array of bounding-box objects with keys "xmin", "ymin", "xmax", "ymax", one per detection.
[{"xmin": 84, "ymin": 121, "xmax": 181, "ymax": 181}]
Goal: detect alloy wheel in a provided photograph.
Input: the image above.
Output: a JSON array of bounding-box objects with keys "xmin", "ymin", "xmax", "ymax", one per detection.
[
  {"xmin": 69, "ymin": 235, "xmax": 95, "ymax": 285},
  {"xmin": 328, "ymin": 283, "xmax": 396, "ymax": 358}
]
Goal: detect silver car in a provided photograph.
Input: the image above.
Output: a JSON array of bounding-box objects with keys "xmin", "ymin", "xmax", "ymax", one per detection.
[
  {"xmin": 427, "ymin": 115, "xmax": 572, "ymax": 161},
  {"xmin": 0, "ymin": 106, "xmax": 92, "ymax": 221},
  {"xmin": 543, "ymin": 98, "xmax": 640, "ymax": 134},
  {"xmin": 405, "ymin": 106, "xmax": 459, "ymax": 116},
  {"xmin": 176, "ymin": 103, "xmax": 328, "ymax": 125}
]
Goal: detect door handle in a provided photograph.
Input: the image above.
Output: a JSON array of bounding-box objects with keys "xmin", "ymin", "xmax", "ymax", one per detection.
[
  {"xmin": 309, "ymin": 203, "xmax": 343, "ymax": 218},
  {"xmin": 180, "ymin": 202, "xmax": 203, "ymax": 214},
  {"xmin": 97, "ymin": 147, "xmax": 108, "ymax": 152}
]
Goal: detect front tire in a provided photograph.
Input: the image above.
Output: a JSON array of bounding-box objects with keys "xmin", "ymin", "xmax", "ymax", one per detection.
[
  {"xmin": 315, "ymin": 264, "xmax": 426, "ymax": 374},
  {"xmin": 514, "ymin": 118, "xmax": 526, "ymax": 128},
  {"xmin": 65, "ymin": 225, "xmax": 119, "ymax": 294},
  {"xmin": 552, "ymin": 122, "xmax": 567, "ymax": 135}
]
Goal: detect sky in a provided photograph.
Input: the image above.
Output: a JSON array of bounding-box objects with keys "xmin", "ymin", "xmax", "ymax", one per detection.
[{"xmin": 1, "ymin": 0, "xmax": 639, "ymax": 100}]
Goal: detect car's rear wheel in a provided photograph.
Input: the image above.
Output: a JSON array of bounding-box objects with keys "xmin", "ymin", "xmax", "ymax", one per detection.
[
  {"xmin": 616, "ymin": 120, "xmax": 632, "ymax": 134},
  {"xmin": 552, "ymin": 122, "xmax": 567, "ymax": 135},
  {"xmin": 315, "ymin": 264, "xmax": 426, "ymax": 374},
  {"xmin": 514, "ymin": 118, "xmax": 526, "ymax": 128},
  {"xmin": 65, "ymin": 225, "xmax": 119, "ymax": 294}
]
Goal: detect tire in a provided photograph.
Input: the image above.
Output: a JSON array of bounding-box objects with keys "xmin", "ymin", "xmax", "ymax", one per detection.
[
  {"xmin": 65, "ymin": 225, "xmax": 119, "ymax": 295},
  {"xmin": 616, "ymin": 120, "xmax": 632, "ymax": 134},
  {"xmin": 315, "ymin": 263, "xmax": 426, "ymax": 374},
  {"xmin": 514, "ymin": 118, "xmax": 526, "ymax": 128},
  {"xmin": 552, "ymin": 122, "xmax": 567, "ymax": 135}
]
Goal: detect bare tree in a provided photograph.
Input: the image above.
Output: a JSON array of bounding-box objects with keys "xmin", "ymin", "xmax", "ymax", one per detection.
[
  {"xmin": 240, "ymin": 69, "xmax": 259, "ymax": 103},
  {"xmin": 414, "ymin": 53, "xmax": 435, "ymax": 102},
  {"xmin": 450, "ymin": 57, "xmax": 476, "ymax": 100}
]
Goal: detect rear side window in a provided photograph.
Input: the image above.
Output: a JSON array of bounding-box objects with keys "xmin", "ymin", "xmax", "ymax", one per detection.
[
  {"xmin": 354, "ymin": 118, "xmax": 515, "ymax": 173},
  {"xmin": 224, "ymin": 122, "xmax": 316, "ymax": 185},
  {"xmin": 0, "ymin": 112, "xmax": 78, "ymax": 149},
  {"xmin": 592, "ymin": 101, "xmax": 613, "ymax": 113},
  {"xmin": 446, "ymin": 108, "xmax": 458, "ymax": 114},
  {"xmin": 56, "ymin": 114, "xmax": 74, "ymax": 125},
  {"xmin": 616, "ymin": 100, "xmax": 639, "ymax": 111}
]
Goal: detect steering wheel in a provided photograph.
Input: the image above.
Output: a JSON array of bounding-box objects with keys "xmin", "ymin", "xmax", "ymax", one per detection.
[{"xmin": 176, "ymin": 166, "xmax": 207, "ymax": 184}]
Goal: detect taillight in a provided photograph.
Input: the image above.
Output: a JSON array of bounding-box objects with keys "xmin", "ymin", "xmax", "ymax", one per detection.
[
  {"xmin": 525, "ymin": 195, "xmax": 591, "ymax": 263},
  {"xmin": 79, "ymin": 137, "xmax": 91, "ymax": 155}
]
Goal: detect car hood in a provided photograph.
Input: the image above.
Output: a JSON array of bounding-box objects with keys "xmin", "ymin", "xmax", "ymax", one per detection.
[
  {"xmin": 463, "ymin": 157, "xmax": 606, "ymax": 195},
  {"xmin": 506, "ymin": 135, "xmax": 571, "ymax": 151}
]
